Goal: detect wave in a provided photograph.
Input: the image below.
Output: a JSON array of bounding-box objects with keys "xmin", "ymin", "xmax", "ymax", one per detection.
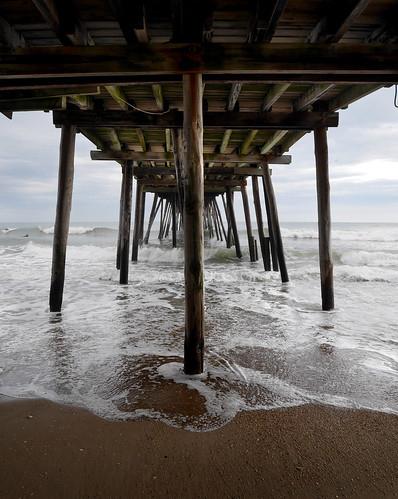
[
  {"xmin": 0, "ymin": 228, "xmax": 17, "ymax": 234},
  {"xmin": 282, "ymin": 227, "xmax": 398, "ymax": 242},
  {"xmin": 39, "ymin": 225, "xmax": 116, "ymax": 235},
  {"xmin": 339, "ymin": 250, "xmax": 398, "ymax": 268}
]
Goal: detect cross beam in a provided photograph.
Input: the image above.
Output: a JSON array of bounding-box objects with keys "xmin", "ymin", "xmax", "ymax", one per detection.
[
  {"xmin": 1, "ymin": 44, "xmax": 398, "ymax": 82},
  {"xmin": 54, "ymin": 110, "xmax": 338, "ymax": 130},
  {"xmin": 90, "ymin": 150, "xmax": 292, "ymax": 164}
]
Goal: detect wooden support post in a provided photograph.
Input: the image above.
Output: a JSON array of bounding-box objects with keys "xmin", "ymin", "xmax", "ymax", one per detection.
[
  {"xmin": 139, "ymin": 191, "xmax": 146, "ymax": 245},
  {"xmin": 262, "ymin": 164, "xmax": 289, "ymax": 283},
  {"xmin": 183, "ymin": 73, "xmax": 204, "ymax": 375},
  {"xmin": 241, "ymin": 183, "xmax": 256, "ymax": 262},
  {"xmin": 131, "ymin": 181, "xmax": 142, "ymax": 262},
  {"xmin": 116, "ymin": 164, "xmax": 125, "ymax": 270},
  {"xmin": 314, "ymin": 127, "xmax": 334, "ymax": 310},
  {"xmin": 221, "ymin": 193, "xmax": 233, "ymax": 248},
  {"xmin": 172, "ymin": 194, "xmax": 177, "ymax": 248},
  {"xmin": 158, "ymin": 198, "xmax": 164, "ymax": 240},
  {"xmin": 226, "ymin": 187, "xmax": 242, "ymax": 258},
  {"xmin": 252, "ymin": 175, "xmax": 271, "ymax": 272},
  {"xmin": 261, "ymin": 175, "xmax": 279, "ymax": 272},
  {"xmin": 144, "ymin": 194, "xmax": 160, "ymax": 244},
  {"xmin": 119, "ymin": 161, "xmax": 133, "ymax": 284},
  {"xmin": 214, "ymin": 198, "xmax": 227, "ymax": 242},
  {"xmin": 49, "ymin": 124, "xmax": 76, "ymax": 312}
]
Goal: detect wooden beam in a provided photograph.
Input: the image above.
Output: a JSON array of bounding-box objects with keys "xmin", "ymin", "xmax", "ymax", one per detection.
[
  {"xmin": 0, "ymin": 16, "xmax": 25, "ymax": 48},
  {"xmin": 220, "ymin": 130, "xmax": 232, "ymax": 154},
  {"xmin": 0, "ymin": 86, "xmax": 100, "ymax": 101},
  {"xmin": 172, "ymin": 0, "xmax": 214, "ymax": 43},
  {"xmin": 32, "ymin": 0, "xmax": 91, "ymax": 46},
  {"xmin": 294, "ymin": 84, "xmax": 335, "ymax": 111},
  {"xmin": 314, "ymin": 127, "xmax": 334, "ymax": 311},
  {"xmin": 144, "ymin": 185, "xmax": 241, "ymax": 193},
  {"xmin": 260, "ymin": 130, "xmax": 289, "ymax": 154},
  {"xmin": 105, "ymin": 85, "xmax": 129, "ymax": 110},
  {"xmin": 108, "ymin": 0, "xmax": 149, "ymax": 44},
  {"xmin": 141, "ymin": 178, "xmax": 243, "ymax": 187},
  {"xmin": 226, "ymin": 82, "xmax": 242, "ymax": 111},
  {"xmin": 107, "ymin": 129, "xmax": 122, "ymax": 151},
  {"xmin": 2, "ymin": 44, "xmax": 398, "ymax": 81},
  {"xmin": 130, "ymin": 166, "xmax": 282, "ymax": 177},
  {"xmin": 183, "ymin": 73, "xmax": 204, "ymax": 375},
  {"xmin": 262, "ymin": 83, "xmax": 290, "ymax": 112},
  {"xmin": 53, "ymin": 110, "xmax": 339, "ymax": 130},
  {"xmin": 240, "ymin": 130, "xmax": 258, "ymax": 155},
  {"xmin": 152, "ymin": 83, "xmax": 164, "ymax": 111},
  {"xmin": 90, "ymin": 150, "xmax": 292, "ymax": 164},
  {"xmin": 308, "ymin": 0, "xmax": 370, "ymax": 43},
  {"xmin": 248, "ymin": 0, "xmax": 289, "ymax": 43},
  {"xmin": 328, "ymin": 84, "xmax": 384, "ymax": 111},
  {"xmin": 49, "ymin": 124, "xmax": 76, "ymax": 312},
  {"xmin": 0, "ymin": 97, "xmax": 63, "ymax": 112}
]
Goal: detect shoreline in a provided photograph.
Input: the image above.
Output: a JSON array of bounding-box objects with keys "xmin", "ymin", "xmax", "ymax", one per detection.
[{"xmin": 0, "ymin": 399, "xmax": 397, "ymax": 498}]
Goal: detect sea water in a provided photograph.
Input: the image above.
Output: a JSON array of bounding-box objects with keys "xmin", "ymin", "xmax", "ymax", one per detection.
[{"xmin": 0, "ymin": 222, "xmax": 397, "ymax": 430}]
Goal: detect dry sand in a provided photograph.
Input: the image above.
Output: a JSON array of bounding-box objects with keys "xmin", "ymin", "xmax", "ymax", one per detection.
[{"xmin": 0, "ymin": 399, "xmax": 397, "ymax": 498}]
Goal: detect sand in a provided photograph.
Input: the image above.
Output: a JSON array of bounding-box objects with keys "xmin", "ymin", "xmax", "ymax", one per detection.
[{"xmin": 0, "ymin": 399, "xmax": 397, "ymax": 498}]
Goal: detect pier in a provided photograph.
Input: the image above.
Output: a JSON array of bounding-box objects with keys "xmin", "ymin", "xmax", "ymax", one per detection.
[{"xmin": 1, "ymin": 0, "xmax": 397, "ymax": 374}]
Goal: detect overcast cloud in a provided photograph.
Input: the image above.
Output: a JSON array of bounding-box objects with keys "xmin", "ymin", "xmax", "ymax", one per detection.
[{"xmin": 1, "ymin": 87, "xmax": 397, "ymax": 224}]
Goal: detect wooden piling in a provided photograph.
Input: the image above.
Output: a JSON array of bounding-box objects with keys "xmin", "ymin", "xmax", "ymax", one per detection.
[
  {"xmin": 226, "ymin": 187, "xmax": 242, "ymax": 258},
  {"xmin": 252, "ymin": 175, "xmax": 271, "ymax": 271},
  {"xmin": 183, "ymin": 73, "xmax": 204, "ymax": 375},
  {"xmin": 139, "ymin": 191, "xmax": 146, "ymax": 245},
  {"xmin": 172, "ymin": 194, "xmax": 177, "ymax": 248},
  {"xmin": 241, "ymin": 183, "xmax": 256, "ymax": 262},
  {"xmin": 262, "ymin": 164, "xmax": 289, "ymax": 283},
  {"xmin": 214, "ymin": 198, "xmax": 227, "ymax": 242},
  {"xmin": 131, "ymin": 180, "xmax": 142, "ymax": 262},
  {"xmin": 314, "ymin": 127, "xmax": 334, "ymax": 310},
  {"xmin": 119, "ymin": 161, "xmax": 133, "ymax": 284},
  {"xmin": 144, "ymin": 193, "xmax": 159, "ymax": 244},
  {"xmin": 49, "ymin": 124, "xmax": 76, "ymax": 312},
  {"xmin": 221, "ymin": 193, "xmax": 233, "ymax": 248},
  {"xmin": 116, "ymin": 164, "xmax": 125, "ymax": 270}
]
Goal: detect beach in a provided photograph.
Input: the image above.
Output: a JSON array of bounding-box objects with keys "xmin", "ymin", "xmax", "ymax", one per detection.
[{"xmin": 0, "ymin": 399, "xmax": 397, "ymax": 498}]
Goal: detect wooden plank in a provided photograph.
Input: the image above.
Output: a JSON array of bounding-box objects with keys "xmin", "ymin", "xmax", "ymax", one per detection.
[
  {"xmin": 183, "ymin": 73, "xmax": 204, "ymax": 375},
  {"xmin": 90, "ymin": 150, "xmax": 292, "ymax": 164},
  {"xmin": 105, "ymin": 85, "xmax": 129, "ymax": 110},
  {"xmin": 53, "ymin": 110, "xmax": 339, "ymax": 130},
  {"xmin": 240, "ymin": 130, "xmax": 258, "ymax": 155},
  {"xmin": 152, "ymin": 83, "xmax": 164, "ymax": 110},
  {"xmin": 2, "ymin": 44, "xmax": 398, "ymax": 80},
  {"xmin": 49, "ymin": 124, "xmax": 76, "ymax": 312},
  {"xmin": 328, "ymin": 84, "xmax": 384, "ymax": 111},
  {"xmin": 220, "ymin": 129, "xmax": 232, "ymax": 154},
  {"xmin": 314, "ymin": 127, "xmax": 334, "ymax": 311},
  {"xmin": 131, "ymin": 166, "xmax": 280, "ymax": 177}
]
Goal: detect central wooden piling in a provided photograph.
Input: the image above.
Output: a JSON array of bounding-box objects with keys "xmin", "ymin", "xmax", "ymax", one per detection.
[
  {"xmin": 131, "ymin": 180, "xmax": 142, "ymax": 262},
  {"xmin": 49, "ymin": 124, "xmax": 76, "ymax": 312},
  {"xmin": 241, "ymin": 183, "xmax": 256, "ymax": 262},
  {"xmin": 119, "ymin": 161, "xmax": 133, "ymax": 284},
  {"xmin": 226, "ymin": 187, "xmax": 242, "ymax": 258},
  {"xmin": 183, "ymin": 73, "xmax": 204, "ymax": 375},
  {"xmin": 314, "ymin": 127, "xmax": 334, "ymax": 311}
]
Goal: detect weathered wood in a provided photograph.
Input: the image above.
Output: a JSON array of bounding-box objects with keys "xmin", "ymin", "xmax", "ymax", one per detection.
[
  {"xmin": 131, "ymin": 181, "xmax": 142, "ymax": 262},
  {"xmin": 260, "ymin": 130, "xmax": 289, "ymax": 154},
  {"xmin": 252, "ymin": 175, "xmax": 271, "ymax": 272},
  {"xmin": 116, "ymin": 164, "xmax": 125, "ymax": 270},
  {"xmin": 3, "ymin": 44, "xmax": 398, "ymax": 81},
  {"xmin": 261, "ymin": 174, "xmax": 279, "ymax": 272},
  {"xmin": 262, "ymin": 164, "xmax": 288, "ymax": 282},
  {"xmin": 53, "ymin": 109, "xmax": 339, "ymax": 130},
  {"xmin": 171, "ymin": 194, "xmax": 177, "ymax": 248},
  {"xmin": 108, "ymin": 0, "xmax": 149, "ymax": 44},
  {"xmin": 248, "ymin": 0, "xmax": 289, "ymax": 43},
  {"xmin": 226, "ymin": 187, "xmax": 242, "ymax": 259},
  {"xmin": 91, "ymin": 150, "xmax": 292, "ymax": 165},
  {"xmin": 213, "ymin": 198, "xmax": 227, "ymax": 242},
  {"xmin": 241, "ymin": 183, "xmax": 256, "ymax": 262},
  {"xmin": 221, "ymin": 193, "xmax": 233, "ymax": 248},
  {"xmin": 240, "ymin": 130, "xmax": 258, "ymax": 155},
  {"xmin": 183, "ymin": 73, "xmax": 204, "ymax": 375},
  {"xmin": 171, "ymin": 128, "xmax": 185, "ymax": 216},
  {"xmin": 49, "ymin": 124, "xmax": 76, "ymax": 312},
  {"xmin": 0, "ymin": 16, "xmax": 25, "ymax": 48},
  {"xmin": 294, "ymin": 84, "xmax": 335, "ymax": 111},
  {"xmin": 119, "ymin": 161, "xmax": 133, "ymax": 284},
  {"xmin": 139, "ymin": 191, "xmax": 146, "ymax": 245},
  {"xmin": 314, "ymin": 127, "xmax": 334, "ymax": 311},
  {"xmin": 144, "ymin": 193, "xmax": 159, "ymax": 244},
  {"xmin": 227, "ymin": 82, "xmax": 242, "ymax": 111},
  {"xmin": 262, "ymin": 83, "xmax": 290, "ymax": 111}
]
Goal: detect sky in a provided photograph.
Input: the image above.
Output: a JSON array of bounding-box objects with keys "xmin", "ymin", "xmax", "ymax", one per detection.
[{"xmin": 0, "ymin": 86, "xmax": 397, "ymax": 224}]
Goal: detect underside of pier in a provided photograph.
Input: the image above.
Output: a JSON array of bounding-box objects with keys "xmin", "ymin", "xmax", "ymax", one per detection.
[{"xmin": 1, "ymin": 0, "xmax": 397, "ymax": 372}]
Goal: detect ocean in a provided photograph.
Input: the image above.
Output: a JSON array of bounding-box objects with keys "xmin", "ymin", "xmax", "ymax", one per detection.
[{"xmin": 0, "ymin": 222, "xmax": 397, "ymax": 430}]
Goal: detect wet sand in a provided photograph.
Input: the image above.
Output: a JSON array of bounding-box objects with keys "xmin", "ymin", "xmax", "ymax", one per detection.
[{"xmin": 0, "ymin": 400, "xmax": 397, "ymax": 499}]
